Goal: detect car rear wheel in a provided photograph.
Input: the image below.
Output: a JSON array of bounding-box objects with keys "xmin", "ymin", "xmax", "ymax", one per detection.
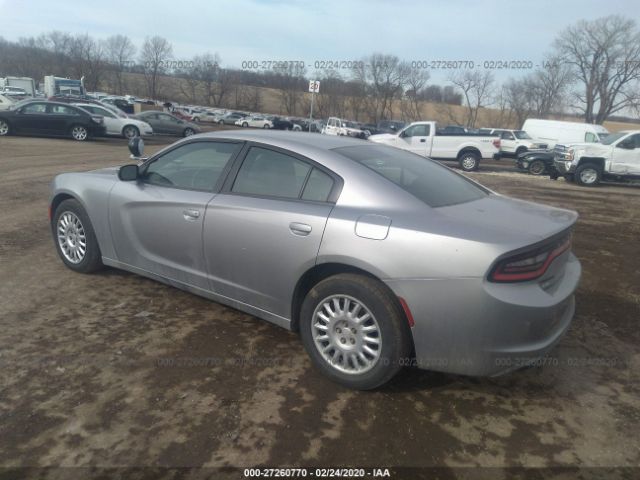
[
  {"xmin": 183, "ymin": 127, "xmax": 195, "ymax": 137},
  {"xmin": 528, "ymin": 160, "xmax": 546, "ymax": 175},
  {"xmin": 0, "ymin": 119, "xmax": 9, "ymax": 136},
  {"xmin": 263, "ymin": 124, "xmax": 270, "ymax": 129},
  {"xmin": 52, "ymin": 199, "xmax": 103, "ymax": 273},
  {"xmin": 218, "ymin": 120, "xmax": 224, "ymax": 125},
  {"xmin": 70, "ymin": 125, "xmax": 88, "ymax": 141},
  {"xmin": 122, "ymin": 125, "xmax": 139, "ymax": 139},
  {"xmin": 300, "ymin": 274, "xmax": 412, "ymax": 390},
  {"xmin": 458, "ymin": 152, "xmax": 479, "ymax": 171},
  {"xmin": 575, "ymin": 163, "xmax": 601, "ymax": 186}
]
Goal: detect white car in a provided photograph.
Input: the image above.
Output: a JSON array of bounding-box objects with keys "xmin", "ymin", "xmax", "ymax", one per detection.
[
  {"xmin": 73, "ymin": 103, "xmax": 153, "ymax": 138},
  {"xmin": 192, "ymin": 111, "xmax": 222, "ymax": 123},
  {"xmin": 479, "ymin": 128, "xmax": 548, "ymax": 158},
  {"xmin": 0, "ymin": 94, "xmax": 14, "ymax": 111},
  {"xmin": 322, "ymin": 117, "xmax": 366, "ymax": 138},
  {"xmin": 235, "ymin": 115, "xmax": 273, "ymax": 129},
  {"xmin": 522, "ymin": 119, "xmax": 609, "ymax": 149},
  {"xmin": 1, "ymin": 86, "xmax": 28, "ymax": 97}
]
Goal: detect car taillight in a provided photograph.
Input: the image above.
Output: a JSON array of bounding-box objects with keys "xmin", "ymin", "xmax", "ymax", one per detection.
[
  {"xmin": 490, "ymin": 234, "xmax": 572, "ymax": 282},
  {"xmin": 492, "ymin": 138, "xmax": 501, "ymax": 149}
]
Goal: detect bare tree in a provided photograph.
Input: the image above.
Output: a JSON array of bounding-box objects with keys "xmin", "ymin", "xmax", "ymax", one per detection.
[
  {"xmin": 448, "ymin": 70, "xmax": 495, "ymax": 127},
  {"xmin": 68, "ymin": 34, "xmax": 106, "ymax": 91},
  {"xmin": 555, "ymin": 15, "xmax": 640, "ymax": 124},
  {"xmin": 355, "ymin": 54, "xmax": 408, "ymax": 122},
  {"xmin": 140, "ymin": 36, "xmax": 173, "ymax": 100},
  {"xmin": 401, "ymin": 66, "xmax": 430, "ymax": 120},
  {"xmin": 105, "ymin": 35, "xmax": 135, "ymax": 94},
  {"xmin": 271, "ymin": 62, "xmax": 306, "ymax": 115}
]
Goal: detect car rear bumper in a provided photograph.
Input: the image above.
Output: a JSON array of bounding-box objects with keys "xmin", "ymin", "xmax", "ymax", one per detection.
[{"xmin": 385, "ymin": 253, "xmax": 581, "ymax": 376}]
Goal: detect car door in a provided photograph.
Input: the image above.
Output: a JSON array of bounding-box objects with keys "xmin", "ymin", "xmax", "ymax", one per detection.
[
  {"xmin": 108, "ymin": 140, "xmax": 244, "ymax": 289},
  {"xmin": 399, "ymin": 124, "xmax": 430, "ymax": 156},
  {"xmin": 48, "ymin": 104, "xmax": 83, "ymax": 135},
  {"xmin": 142, "ymin": 113, "xmax": 163, "ymax": 133},
  {"xmin": 203, "ymin": 144, "xmax": 339, "ymax": 319},
  {"xmin": 92, "ymin": 106, "xmax": 119, "ymax": 135},
  {"xmin": 498, "ymin": 131, "xmax": 516, "ymax": 154},
  {"xmin": 13, "ymin": 102, "xmax": 50, "ymax": 134},
  {"xmin": 611, "ymin": 133, "xmax": 640, "ymax": 175}
]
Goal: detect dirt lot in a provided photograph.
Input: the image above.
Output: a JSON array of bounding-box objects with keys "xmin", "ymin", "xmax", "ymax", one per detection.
[{"xmin": 0, "ymin": 134, "xmax": 639, "ymax": 478}]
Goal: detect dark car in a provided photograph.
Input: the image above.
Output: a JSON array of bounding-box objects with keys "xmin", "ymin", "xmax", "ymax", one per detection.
[
  {"xmin": 517, "ymin": 150, "xmax": 556, "ymax": 176},
  {"xmin": 134, "ymin": 111, "xmax": 200, "ymax": 137},
  {"xmin": 269, "ymin": 116, "xmax": 295, "ymax": 130},
  {"xmin": 49, "ymin": 95, "xmax": 103, "ymax": 105},
  {"xmin": 376, "ymin": 120, "xmax": 405, "ymax": 134},
  {"xmin": 437, "ymin": 125, "xmax": 468, "ymax": 135},
  {"xmin": 0, "ymin": 100, "xmax": 106, "ymax": 141}
]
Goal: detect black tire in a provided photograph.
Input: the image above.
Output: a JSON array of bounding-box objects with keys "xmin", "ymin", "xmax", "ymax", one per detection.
[
  {"xmin": 300, "ymin": 273, "xmax": 412, "ymax": 390},
  {"xmin": 242, "ymin": 122, "xmax": 249, "ymax": 127},
  {"xmin": 0, "ymin": 118, "xmax": 10, "ymax": 136},
  {"xmin": 218, "ymin": 120, "xmax": 224, "ymax": 125},
  {"xmin": 575, "ymin": 163, "xmax": 601, "ymax": 186},
  {"xmin": 528, "ymin": 160, "xmax": 546, "ymax": 176},
  {"xmin": 183, "ymin": 127, "xmax": 195, "ymax": 137},
  {"xmin": 70, "ymin": 125, "xmax": 89, "ymax": 141},
  {"xmin": 515, "ymin": 147, "xmax": 527, "ymax": 157},
  {"xmin": 458, "ymin": 151, "xmax": 480, "ymax": 171},
  {"xmin": 122, "ymin": 125, "xmax": 139, "ymax": 139},
  {"xmin": 52, "ymin": 199, "xmax": 103, "ymax": 273},
  {"xmin": 263, "ymin": 124, "xmax": 270, "ymax": 129}
]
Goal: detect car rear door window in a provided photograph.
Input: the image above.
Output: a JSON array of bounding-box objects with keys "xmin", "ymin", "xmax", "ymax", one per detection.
[
  {"xmin": 21, "ymin": 103, "xmax": 47, "ymax": 114},
  {"xmin": 142, "ymin": 141, "xmax": 241, "ymax": 191},
  {"xmin": 232, "ymin": 147, "xmax": 311, "ymax": 199},
  {"xmin": 301, "ymin": 168, "xmax": 334, "ymax": 202},
  {"xmin": 50, "ymin": 105, "xmax": 79, "ymax": 115}
]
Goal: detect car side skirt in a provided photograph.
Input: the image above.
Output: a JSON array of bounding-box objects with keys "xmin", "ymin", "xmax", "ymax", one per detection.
[{"xmin": 102, "ymin": 257, "xmax": 293, "ymax": 330}]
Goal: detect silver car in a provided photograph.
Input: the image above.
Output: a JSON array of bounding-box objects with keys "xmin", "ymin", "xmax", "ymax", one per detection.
[{"xmin": 50, "ymin": 131, "xmax": 581, "ymax": 389}]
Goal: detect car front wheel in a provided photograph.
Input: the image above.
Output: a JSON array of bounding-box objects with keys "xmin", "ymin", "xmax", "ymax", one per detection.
[
  {"xmin": 122, "ymin": 125, "xmax": 139, "ymax": 139},
  {"xmin": 183, "ymin": 127, "xmax": 195, "ymax": 137},
  {"xmin": 575, "ymin": 163, "xmax": 601, "ymax": 186},
  {"xmin": 528, "ymin": 160, "xmax": 546, "ymax": 175},
  {"xmin": 52, "ymin": 199, "xmax": 103, "ymax": 273},
  {"xmin": 0, "ymin": 119, "xmax": 10, "ymax": 136},
  {"xmin": 300, "ymin": 274, "xmax": 412, "ymax": 390}
]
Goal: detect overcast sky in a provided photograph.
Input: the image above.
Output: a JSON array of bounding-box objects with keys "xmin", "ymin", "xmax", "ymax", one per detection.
[{"xmin": 1, "ymin": 0, "xmax": 637, "ymax": 82}]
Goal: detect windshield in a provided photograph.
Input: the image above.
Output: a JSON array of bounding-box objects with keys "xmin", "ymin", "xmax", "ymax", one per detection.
[
  {"xmin": 514, "ymin": 131, "xmax": 532, "ymax": 139},
  {"xmin": 333, "ymin": 145, "xmax": 488, "ymax": 207},
  {"xmin": 600, "ymin": 132, "xmax": 625, "ymax": 145},
  {"xmin": 598, "ymin": 133, "xmax": 610, "ymax": 142}
]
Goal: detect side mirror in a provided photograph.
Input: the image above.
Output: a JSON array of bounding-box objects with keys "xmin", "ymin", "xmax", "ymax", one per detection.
[
  {"xmin": 118, "ymin": 164, "xmax": 139, "ymax": 181},
  {"xmin": 128, "ymin": 136, "xmax": 145, "ymax": 158}
]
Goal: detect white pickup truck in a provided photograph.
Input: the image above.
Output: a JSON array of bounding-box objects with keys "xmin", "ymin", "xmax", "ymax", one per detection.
[
  {"xmin": 368, "ymin": 121, "xmax": 500, "ymax": 171},
  {"xmin": 552, "ymin": 130, "xmax": 640, "ymax": 186}
]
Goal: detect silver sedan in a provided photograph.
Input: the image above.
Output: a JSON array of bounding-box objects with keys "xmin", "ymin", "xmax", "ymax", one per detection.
[{"xmin": 50, "ymin": 131, "xmax": 581, "ymax": 389}]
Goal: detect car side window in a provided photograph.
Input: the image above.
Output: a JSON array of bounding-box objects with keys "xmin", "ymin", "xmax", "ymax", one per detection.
[
  {"xmin": 585, "ymin": 132, "xmax": 598, "ymax": 143},
  {"xmin": 21, "ymin": 103, "xmax": 47, "ymax": 114},
  {"xmin": 301, "ymin": 168, "xmax": 334, "ymax": 202},
  {"xmin": 501, "ymin": 131, "xmax": 514, "ymax": 140},
  {"xmin": 232, "ymin": 147, "xmax": 311, "ymax": 199},
  {"xmin": 632, "ymin": 134, "xmax": 640, "ymax": 148},
  {"xmin": 50, "ymin": 105, "xmax": 79, "ymax": 115},
  {"xmin": 141, "ymin": 142, "xmax": 241, "ymax": 191},
  {"xmin": 405, "ymin": 124, "xmax": 429, "ymax": 137}
]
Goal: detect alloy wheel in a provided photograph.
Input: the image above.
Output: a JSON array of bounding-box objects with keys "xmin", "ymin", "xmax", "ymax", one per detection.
[
  {"xmin": 57, "ymin": 211, "xmax": 87, "ymax": 264},
  {"xmin": 0, "ymin": 120, "xmax": 8, "ymax": 135},
  {"xmin": 71, "ymin": 126, "xmax": 87, "ymax": 141}
]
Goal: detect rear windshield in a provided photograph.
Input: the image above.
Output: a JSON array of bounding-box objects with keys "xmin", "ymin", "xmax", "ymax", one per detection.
[{"xmin": 333, "ymin": 145, "xmax": 488, "ymax": 207}]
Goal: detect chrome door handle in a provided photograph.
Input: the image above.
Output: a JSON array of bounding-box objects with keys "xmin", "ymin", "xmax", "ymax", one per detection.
[
  {"xmin": 289, "ymin": 222, "xmax": 312, "ymax": 236},
  {"xmin": 183, "ymin": 209, "xmax": 200, "ymax": 220}
]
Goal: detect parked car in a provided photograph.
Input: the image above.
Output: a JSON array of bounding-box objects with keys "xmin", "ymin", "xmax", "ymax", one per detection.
[
  {"xmin": 376, "ymin": 120, "xmax": 405, "ymax": 134},
  {"xmin": 552, "ymin": 130, "xmax": 640, "ymax": 186},
  {"xmin": 515, "ymin": 150, "xmax": 555, "ymax": 176},
  {"xmin": 437, "ymin": 125, "xmax": 468, "ymax": 135},
  {"xmin": 172, "ymin": 110, "xmax": 194, "ymax": 122},
  {"xmin": 101, "ymin": 97, "xmax": 134, "ymax": 114},
  {"xmin": 0, "ymin": 100, "xmax": 105, "ymax": 141},
  {"xmin": 235, "ymin": 115, "xmax": 273, "ymax": 128},
  {"xmin": 1, "ymin": 86, "xmax": 28, "ymax": 97},
  {"xmin": 269, "ymin": 116, "xmax": 295, "ymax": 130},
  {"xmin": 0, "ymin": 94, "xmax": 14, "ymax": 111},
  {"xmin": 369, "ymin": 121, "xmax": 501, "ymax": 171},
  {"xmin": 73, "ymin": 103, "xmax": 153, "ymax": 139},
  {"xmin": 134, "ymin": 111, "xmax": 200, "ymax": 137},
  {"xmin": 192, "ymin": 111, "xmax": 222, "ymax": 123},
  {"xmin": 522, "ymin": 119, "xmax": 609, "ymax": 149},
  {"xmin": 479, "ymin": 128, "xmax": 548, "ymax": 159},
  {"xmin": 323, "ymin": 117, "xmax": 366, "ymax": 138},
  {"xmin": 49, "ymin": 130, "xmax": 581, "ymax": 389},
  {"xmin": 218, "ymin": 112, "xmax": 246, "ymax": 125}
]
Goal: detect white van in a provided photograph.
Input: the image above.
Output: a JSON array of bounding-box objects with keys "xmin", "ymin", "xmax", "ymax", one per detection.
[{"xmin": 522, "ymin": 119, "xmax": 609, "ymax": 148}]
